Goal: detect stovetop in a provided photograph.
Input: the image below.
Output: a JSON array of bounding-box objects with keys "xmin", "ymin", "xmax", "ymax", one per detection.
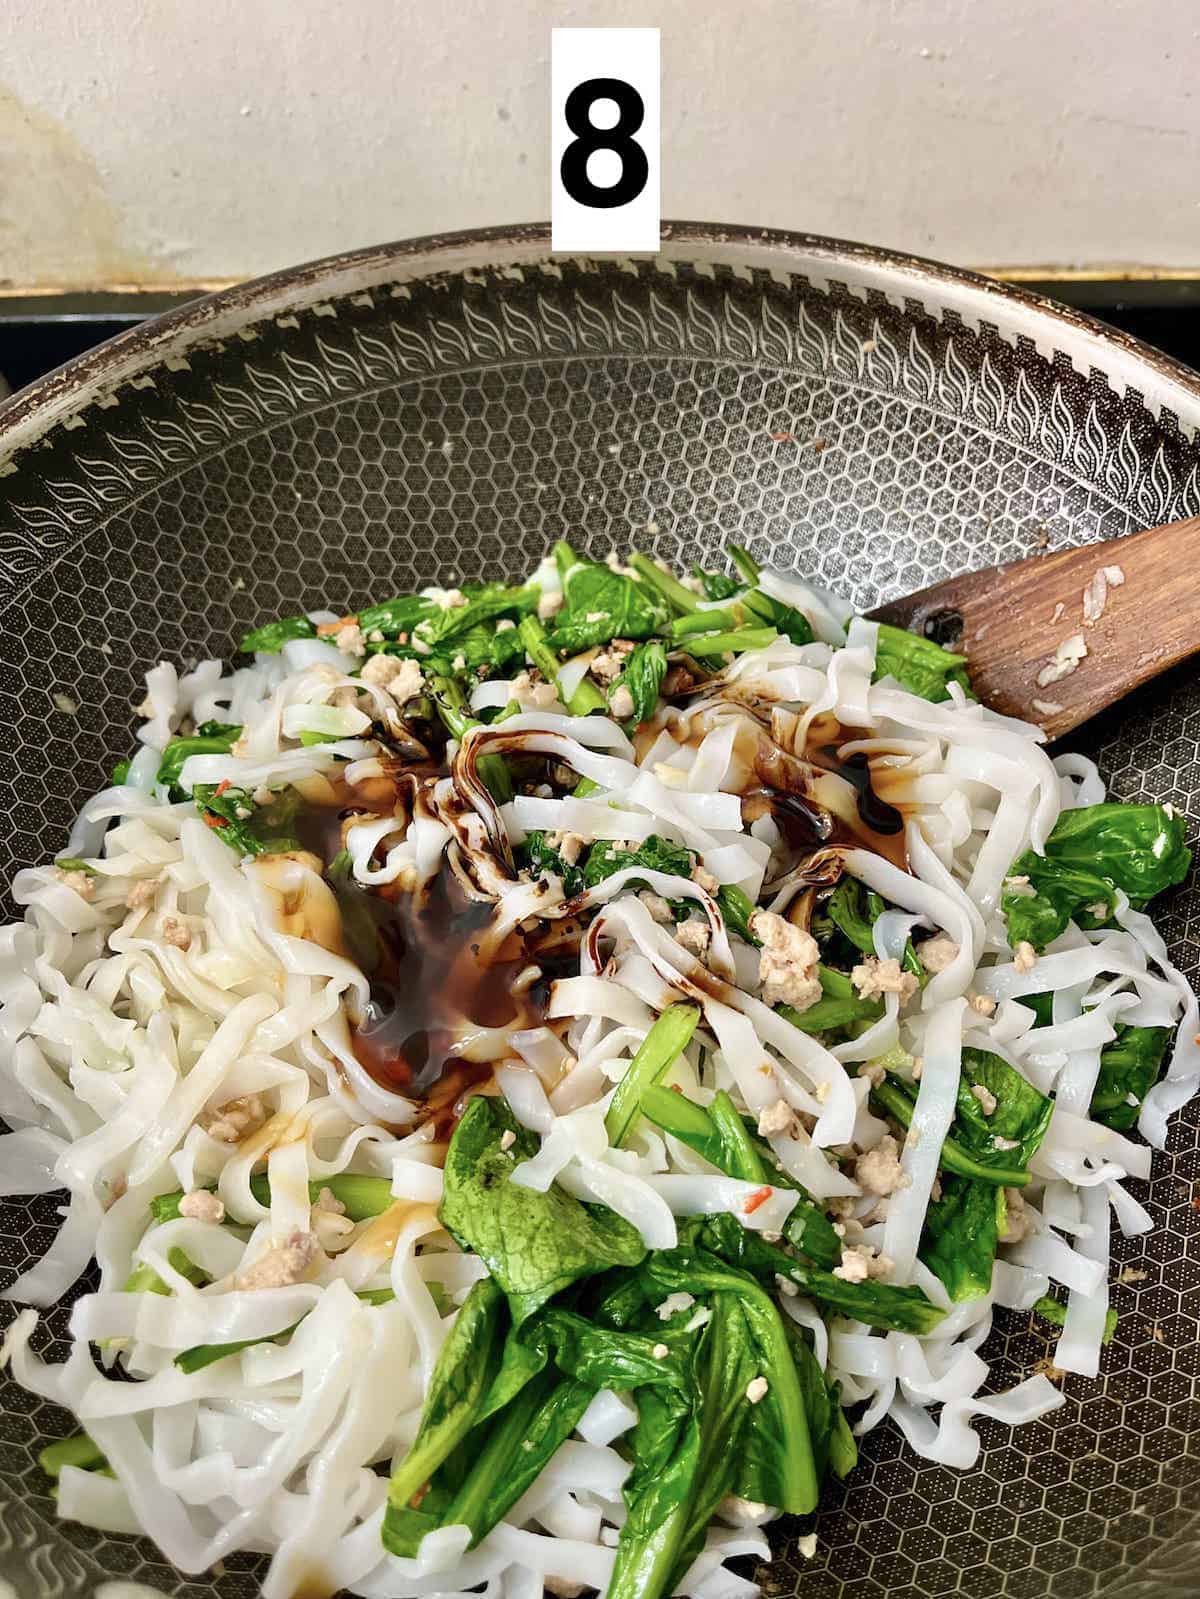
[{"xmin": 0, "ymin": 280, "xmax": 1197, "ymax": 396}]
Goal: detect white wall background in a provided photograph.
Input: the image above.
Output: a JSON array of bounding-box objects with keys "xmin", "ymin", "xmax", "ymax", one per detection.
[{"xmin": 1, "ymin": 0, "xmax": 1197, "ymax": 291}]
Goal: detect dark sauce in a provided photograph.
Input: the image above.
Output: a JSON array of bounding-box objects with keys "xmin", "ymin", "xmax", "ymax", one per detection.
[
  {"xmin": 349, "ymin": 875, "xmax": 548, "ymax": 1099},
  {"xmin": 834, "ymin": 752, "xmax": 904, "ymax": 835}
]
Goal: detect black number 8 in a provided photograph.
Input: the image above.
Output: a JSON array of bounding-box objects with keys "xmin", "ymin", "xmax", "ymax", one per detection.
[{"xmin": 560, "ymin": 77, "xmax": 648, "ymax": 210}]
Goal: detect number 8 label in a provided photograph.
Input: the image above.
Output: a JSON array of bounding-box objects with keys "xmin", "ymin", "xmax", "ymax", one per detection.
[
  {"xmin": 552, "ymin": 29, "xmax": 660, "ymax": 252},
  {"xmin": 561, "ymin": 78, "xmax": 648, "ymax": 210}
]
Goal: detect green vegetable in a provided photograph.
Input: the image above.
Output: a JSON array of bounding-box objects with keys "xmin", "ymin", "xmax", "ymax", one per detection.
[
  {"xmin": 581, "ymin": 833, "xmax": 694, "ymax": 891},
  {"xmin": 615, "ymin": 639, "xmax": 668, "ymax": 723},
  {"xmin": 39, "ymin": 1433, "xmax": 108, "ymax": 1480},
  {"xmin": 156, "ymin": 721, "xmax": 241, "ymax": 790},
  {"xmin": 1002, "ymin": 802, "xmax": 1191, "ymax": 951},
  {"xmin": 605, "ymin": 1005, "xmax": 702, "ymax": 1147},
  {"xmin": 192, "ymin": 783, "xmax": 302, "ymax": 858},
  {"xmin": 639, "ymin": 1088, "xmax": 840, "ymax": 1269},
  {"xmin": 1032, "ymin": 1292, "xmax": 1118, "ymax": 1344},
  {"xmin": 517, "ymin": 614, "xmax": 607, "ymax": 715},
  {"xmin": 671, "ymin": 608, "xmax": 739, "ymax": 638},
  {"xmin": 544, "ymin": 546, "xmax": 671, "ymax": 652},
  {"xmin": 707, "ymin": 1090, "xmax": 766, "ymax": 1182},
  {"xmin": 1089, "ymin": 1024, "xmax": 1171, "ymax": 1130},
  {"xmin": 716, "ymin": 883, "xmax": 759, "ymax": 944},
  {"xmin": 175, "ymin": 1286, "xmax": 397, "ymax": 1374},
  {"xmin": 385, "ymin": 1277, "xmax": 507, "ymax": 1523},
  {"xmin": 873, "ymin": 622, "xmax": 973, "ymax": 702},
  {"xmin": 239, "ymin": 615, "xmax": 318, "ymax": 653},
  {"xmin": 692, "ymin": 1212, "xmax": 944, "ymax": 1334},
  {"xmin": 872, "ymin": 1047, "xmax": 1052, "ymax": 1187},
  {"xmin": 610, "ymin": 1251, "xmax": 819, "ymax": 1599},
  {"xmin": 426, "ymin": 676, "xmax": 513, "ymax": 802},
  {"xmin": 739, "ymin": 587, "xmax": 815, "ymax": 646},
  {"xmin": 416, "ymin": 583, "xmax": 540, "ymax": 652},
  {"xmin": 122, "ymin": 1245, "xmax": 208, "ymax": 1298},
  {"xmin": 824, "ymin": 877, "xmax": 887, "ymax": 955},
  {"xmin": 783, "ymin": 1317, "xmax": 857, "ymax": 1483},
  {"xmin": 439, "ymin": 1097, "xmax": 645, "ymax": 1324},
  {"xmin": 780, "ymin": 965, "xmax": 884, "ymax": 1035},
  {"xmin": 519, "ymin": 829, "xmax": 585, "ymax": 896},
  {"xmin": 149, "ymin": 1172, "xmax": 394, "ymax": 1226},
  {"xmin": 629, "ymin": 552, "xmax": 701, "ymax": 616},
  {"xmin": 920, "ymin": 1175, "xmax": 1004, "ymax": 1301},
  {"xmin": 692, "ymin": 566, "xmax": 741, "ymax": 602},
  {"xmin": 111, "ymin": 757, "xmax": 132, "ymax": 785},
  {"xmin": 53, "ymin": 857, "xmax": 96, "ymax": 875},
  {"xmin": 357, "ymin": 593, "xmax": 437, "ymax": 639},
  {"xmin": 728, "ymin": 544, "xmax": 760, "ymax": 585},
  {"xmin": 681, "ymin": 627, "xmax": 778, "ymax": 657},
  {"xmin": 326, "ymin": 850, "xmax": 385, "ymax": 973}
]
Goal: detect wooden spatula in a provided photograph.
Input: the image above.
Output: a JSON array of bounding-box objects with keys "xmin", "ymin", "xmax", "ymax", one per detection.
[{"xmin": 867, "ymin": 516, "xmax": 1200, "ymax": 740}]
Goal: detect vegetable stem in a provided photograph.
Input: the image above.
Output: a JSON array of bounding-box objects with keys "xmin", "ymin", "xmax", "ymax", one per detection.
[
  {"xmin": 428, "ymin": 675, "xmax": 513, "ymax": 802},
  {"xmin": 871, "ymin": 1078, "xmax": 1031, "ymax": 1186},
  {"xmin": 518, "ymin": 615, "xmax": 607, "ymax": 716},
  {"xmin": 681, "ymin": 627, "xmax": 777, "ymax": 657},
  {"xmin": 629, "ymin": 552, "xmax": 700, "ymax": 614},
  {"xmin": 39, "ymin": 1433, "xmax": 107, "ymax": 1479},
  {"xmin": 670, "ymin": 608, "xmax": 738, "ymax": 638},
  {"xmin": 605, "ymin": 1005, "xmax": 702, "ymax": 1147}
]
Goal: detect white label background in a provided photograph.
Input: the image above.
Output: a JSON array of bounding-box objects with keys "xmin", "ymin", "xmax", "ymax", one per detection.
[{"xmin": 551, "ymin": 28, "xmax": 660, "ymax": 253}]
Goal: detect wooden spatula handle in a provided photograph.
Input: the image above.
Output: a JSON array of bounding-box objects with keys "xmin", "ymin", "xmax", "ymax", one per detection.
[{"xmin": 869, "ymin": 516, "xmax": 1200, "ymax": 739}]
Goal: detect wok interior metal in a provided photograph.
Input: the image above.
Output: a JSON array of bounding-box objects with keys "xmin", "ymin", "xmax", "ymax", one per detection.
[{"xmin": 0, "ymin": 225, "xmax": 1197, "ymax": 1599}]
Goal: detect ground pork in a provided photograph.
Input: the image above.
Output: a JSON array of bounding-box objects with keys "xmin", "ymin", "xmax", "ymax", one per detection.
[
  {"xmin": 999, "ymin": 1186, "xmax": 1033, "ymax": 1244},
  {"xmin": 161, "ymin": 916, "xmax": 192, "ymax": 951},
  {"xmin": 967, "ymin": 991, "xmax": 997, "ymax": 1017},
  {"xmin": 971, "ymin": 1083, "xmax": 998, "ymax": 1116},
  {"xmin": 854, "ymin": 1134, "xmax": 910, "ymax": 1196},
  {"xmin": 1013, "ymin": 940, "xmax": 1038, "ymax": 974},
  {"xmin": 675, "ymin": 919, "xmax": 711, "ymax": 958},
  {"xmin": 609, "ymin": 685, "xmax": 635, "ymax": 720},
  {"xmin": 52, "ymin": 867, "xmax": 96, "ymax": 900},
  {"xmin": 588, "ymin": 641, "xmax": 635, "ymax": 684},
  {"xmin": 750, "ymin": 909, "xmax": 822, "ymax": 1010},
  {"xmin": 201, "ymin": 1093, "xmax": 268, "ymax": 1145},
  {"xmin": 235, "ymin": 1230, "xmax": 321, "ymax": 1291},
  {"xmin": 537, "ymin": 590, "xmax": 565, "ymax": 620},
  {"xmin": 125, "ymin": 876, "xmax": 160, "ymax": 909},
  {"xmin": 832, "ymin": 1243, "xmax": 895, "ymax": 1282},
  {"xmin": 851, "ymin": 957, "xmax": 919, "ymax": 1003},
  {"xmin": 179, "ymin": 1190, "xmax": 226, "ymax": 1224},
  {"xmin": 334, "ymin": 622, "xmax": 366, "ymax": 658},
  {"xmin": 756, "ymin": 1098, "xmax": 797, "ymax": 1138},
  {"xmin": 511, "ymin": 670, "xmax": 559, "ymax": 708},
  {"xmin": 639, "ymin": 890, "xmax": 674, "ymax": 924},
  {"xmin": 360, "ymin": 654, "xmax": 424, "ymax": 702},
  {"xmin": 918, "ymin": 934, "xmax": 960, "ymax": 974}
]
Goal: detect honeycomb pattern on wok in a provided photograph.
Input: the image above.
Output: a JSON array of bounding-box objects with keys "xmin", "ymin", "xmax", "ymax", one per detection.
[{"xmin": 0, "ymin": 255, "xmax": 1198, "ymax": 1599}]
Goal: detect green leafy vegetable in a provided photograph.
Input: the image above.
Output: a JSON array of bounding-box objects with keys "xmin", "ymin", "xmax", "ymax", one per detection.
[
  {"xmin": 1032, "ymin": 1292, "xmax": 1118, "ymax": 1344},
  {"xmin": 39, "ymin": 1433, "xmax": 108, "ymax": 1480},
  {"xmin": 604, "ymin": 1005, "xmax": 702, "ymax": 1147},
  {"xmin": 415, "ymin": 583, "xmax": 540, "ymax": 651},
  {"xmin": 692, "ymin": 1212, "xmax": 944, "ymax": 1334},
  {"xmin": 53, "ymin": 857, "xmax": 96, "ymax": 875},
  {"xmin": 192, "ymin": 783, "xmax": 303, "ymax": 858},
  {"xmin": 920, "ymin": 1175, "xmax": 1003, "ymax": 1301},
  {"xmin": 122, "ymin": 1245, "xmax": 207, "ymax": 1298},
  {"xmin": 239, "ymin": 615, "xmax": 318, "ymax": 654},
  {"xmin": 628, "ymin": 552, "xmax": 702, "ymax": 616},
  {"xmin": 156, "ymin": 722, "xmax": 242, "ymax": 791},
  {"xmin": 1002, "ymin": 803, "xmax": 1191, "ymax": 951},
  {"xmin": 615, "ymin": 640, "xmax": 668, "ymax": 723},
  {"xmin": 581, "ymin": 834, "xmax": 694, "ymax": 891},
  {"xmin": 682, "ymin": 627, "xmax": 778, "ymax": 658},
  {"xmin": 426, "ymin": 676, "xmax": 514, "ymax": 802},
  {"xmin": 111, "ymin": 757, "xmax": 132, "ymax": 785},
  {"xmin": 872, "ymin": 1047, "xmax": 1052, "ymax": 1187},
  {"xmin": 439, "ymin": 1097, "xmax": 646, "ymax": 1324},
  {"xmin": 873, "ymin": 622, "xmax": 973, "ymax": 702},
  {"xmin": 517, "ymin": 614, "xmax": 607, "ymax": 715},
  {"xmin": 716, "ymin": 883, "xmax": 759, "ymax": 944},
  {"xmin": 1089, "ymin": 1024, "xmax": 1171, "ymax": 1130},
  {"xmin": 357, "ymin": 593, "xmax": 437, "ymax": 639},
  {"xmin": 385, "ymin": 1277, "xmax": 507, "ymax": 1523},
  {"xmin": 519, "ymin": 829, "xmax": 585, "ymax": 896},
  {"xmin": 544, "ymin": 545, "xmax": 670, "ymax": 652},
  {"xmin": 780, "ymin": 965, "xmax": 884, "ymax": 1035},
  {"xmin": 639, "ymin": 1088, "xmax": 840, "ymax": 1268},
  {"xmin": 691, "ymin": 566, "xmax": 741, "ymax": 602}
]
